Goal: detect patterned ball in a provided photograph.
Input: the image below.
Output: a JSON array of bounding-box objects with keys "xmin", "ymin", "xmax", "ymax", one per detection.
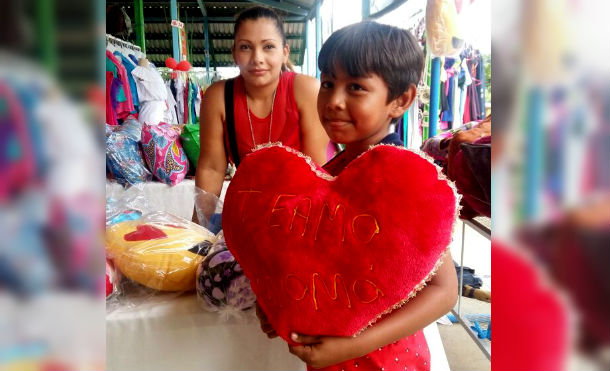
[{"xmin": 196, "ymin": 238, "xmax": 256, "ymax": 311}]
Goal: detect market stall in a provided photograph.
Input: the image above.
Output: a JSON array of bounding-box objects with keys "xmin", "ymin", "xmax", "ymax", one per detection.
[{"xmin": 105, "ymin": 1, "xmax": 490, "ymax": 370}]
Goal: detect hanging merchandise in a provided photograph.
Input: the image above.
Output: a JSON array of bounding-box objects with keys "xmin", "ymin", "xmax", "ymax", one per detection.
[
  {"xmin": 113, "ymin": 52, "xmax": 140, "ymax": 111},
  {"xmin": 131, "ymin": 59, "xmax": 168, "ymax": 126},
  {"xmin": 106, "ymin": 50, "xmax": 136, "ymax": 124},
  {"xmin": 425, "ymin": 0, "xmax": 464, "ymax": 57},
  {"xmin": 0, "ymin": 81, "xmax": 38, "ymax": 202}
]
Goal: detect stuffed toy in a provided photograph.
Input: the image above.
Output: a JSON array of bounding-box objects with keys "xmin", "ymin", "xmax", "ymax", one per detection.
[
  {"xmin": 196, "ymin": 234, "xmax": 257, "ymax": 312},
  {"xmin": 106, "ymin": 212, "xmax": 216, "ymax": 291},
  {"xmin": 426, "ymin": 0, "xmax": 464, "ymax": 57},
  {"xmin": 222, "ymin": 144, "xmax": 459, "ymax": 342}
]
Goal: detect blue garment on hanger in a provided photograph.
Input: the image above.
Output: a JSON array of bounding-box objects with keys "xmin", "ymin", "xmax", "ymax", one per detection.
[
  {"xmin": 441, "ymin": 75, "xmax": 454, "ymax": 123},
  {"xmin": 128, "ymin": 54, "xmax": 139, "ymax": 65},
  {"xmin": 114, "ymin": 51, "xmax": 139, "ymax": 108},
  {"xmin": 190, "ymin": 81, "xmax": 198, "ymax": 122}
]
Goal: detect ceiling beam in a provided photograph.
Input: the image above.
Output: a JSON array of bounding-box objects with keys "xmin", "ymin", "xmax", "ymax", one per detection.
[
  {"xmin": 368, "ymin": 0, "xmax": 408, "ymax": 20},
  {"xmin": 196, "ymin": 0, "xmax": 207, "ymax": 16},
  {"xmin": 143, "ymin": 16, "xmax": 306, "ymax": 22},
  {"xmin": 246, "ymin": 0, "xmax": 309, "ymax": 16}
]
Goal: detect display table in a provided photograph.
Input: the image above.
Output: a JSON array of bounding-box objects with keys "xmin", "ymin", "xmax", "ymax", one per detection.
[
  {"xmin": 106, "ymin": 292, "xmax": 450, "ymax": 371},
  {"xmin": 106, "ymin": 180, "xmax": 230, "ymax": 221},
  {"xmin": 105, "ymin": 180, "xmax": 450, "ymax": 370}
]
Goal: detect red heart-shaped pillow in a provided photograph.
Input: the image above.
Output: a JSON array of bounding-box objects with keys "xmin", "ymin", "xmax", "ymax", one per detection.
[{"xmin": 223, "ymin": 144, "xmax": 458, "ymax": 342}]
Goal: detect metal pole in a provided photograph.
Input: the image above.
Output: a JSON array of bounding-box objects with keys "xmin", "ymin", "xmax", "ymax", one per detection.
[
  {"xmin": 458, "ymin": 221, "xmax": 466, "ymax": 315},
  {"xmin": 134, "ymin": 0, "xmax": 146, "ymax": 53},
  {"xmin": 429, "ymin": 57, "xmax": 441, "ymax": 138},
  {"xmin": 197, "ymin": 0, "xmax": 211, "ymax": 85},
  {"xmin": 524, "ymin": 87, "xmax": 544, "ymax": 220},
  {"xmin": 315, "ymin": 0, "xmax": 322, "ymax": 79},
  {"xmin": 362, "ymin": 0, "xmax": 370, "ymax": 19},
  {"xmin": 402, "ymin": 110, "xmax": 408, "ymax": 147},
  {"xmin": 170, "ymin": 0, "xmax": 180, "ymax": 61},
  {"xmin": 204, "ymin": 15, "xmax": 210, "ymax": 84},
  {"xmin": 37, "ymin": 0, "xmax": 57, "ymax": 76}
]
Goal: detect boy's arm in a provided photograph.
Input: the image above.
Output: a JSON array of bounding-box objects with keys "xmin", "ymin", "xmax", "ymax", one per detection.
[{"xmin": 289, "ymin": 250, "xmax": 458, "ymax": 369}]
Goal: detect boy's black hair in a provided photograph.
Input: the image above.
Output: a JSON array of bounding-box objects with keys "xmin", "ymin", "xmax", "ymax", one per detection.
[
  {"xmin": 318, "ymin": 21, "xmax": 424, "ymax": 102},
  {"xmin": 234, "ymin": 6, "xmax": 287, "ymax": 46}
]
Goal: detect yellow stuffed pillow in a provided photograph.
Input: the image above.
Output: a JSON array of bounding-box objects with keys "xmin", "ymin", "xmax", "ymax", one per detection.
[{"xmin": 106, "ymin": 213, "xmax": 216, "ymax": 291}]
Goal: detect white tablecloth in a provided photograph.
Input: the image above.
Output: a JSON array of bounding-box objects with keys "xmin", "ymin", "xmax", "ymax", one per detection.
[{"xmin": 106, "ymin": 293, "xmax": 449, "ymax": 371}]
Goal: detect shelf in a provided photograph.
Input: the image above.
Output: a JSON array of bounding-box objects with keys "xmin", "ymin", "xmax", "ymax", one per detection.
[
  {"xmin": 450, "ymin": 309, "xmax": 491, "ymax": 360},
  {"xmin": 453, "ymin": 217, "xmax": 492, "ymax": 361}
]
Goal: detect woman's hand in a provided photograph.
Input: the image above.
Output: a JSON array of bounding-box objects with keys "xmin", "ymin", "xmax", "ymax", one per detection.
[
  {"xmin": 255, "ymin": 302, "xmax": 277, "ymax": 338},
  {"xmin": 288, "ymin": 333, "xmax": 362, "ymax": 369}
]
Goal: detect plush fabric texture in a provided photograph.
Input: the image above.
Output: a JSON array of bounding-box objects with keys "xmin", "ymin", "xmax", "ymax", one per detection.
[
  {"xmin": 196, "ymin": 235, "xmax": 257, "ymax": 312},
  {"xmin": 141, "ymin": 122, "xmax": 189, "ymax": 186},
  {"xmin": 223, "ymin": 144, "xmax": 458, "ymax": 342},
  {"xmin": 106, "ymin": 215, "xmax": 216, "ymax": 291}
]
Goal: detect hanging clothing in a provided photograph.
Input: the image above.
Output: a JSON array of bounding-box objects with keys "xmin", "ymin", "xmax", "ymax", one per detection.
[
  {"xmin": 174, "ymin": 76, "xmax": 186, "ymax": 124},
  {"xmin": 106, "ymin": 72, "xmax": 118, "ymax": 125},
  {"xmin": 128, "ymin": 54, "xmax": 139, "ymax": 65},
  {"xmin": 131, "ymin": 62, "xmax": 167, "ymax": 125},
  {"xmin": 477, "ymin": 55, "xmax": 486, "ymax": 117},
  {"xmin": 184, "ymin": 76, "xmax": 191, "ymax": 125},
  {"xmin": 458, "ymin": 59, "xmax": 472, "ymax": 124},
  {"xmin": 106, "ymin": 50, "xmax": 135, "ymax": 120},
  {"xmin": 229, "ymin": 71, "xmax": 301, "ymax": 161},
  {"xmin": 164, "ymin": 82, "xmax": 178, "ymax": 125},
  {"xmin": 169, "ymin": 79, "xmax": 179, "ymax": 121},
  {"xmin": 113, "ymin": 51, "xmax": 139, "ymax": 109},
  {"xmin": 191, "ymin": 81, "xmax": 200, "ymax": 122}
]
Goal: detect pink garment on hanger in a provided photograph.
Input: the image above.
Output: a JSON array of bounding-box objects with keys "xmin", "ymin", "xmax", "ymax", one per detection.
[
  {"xmin": 106, "ymin": 71, "xmax": 118, "ymax": 125},
  {"xmin": 106, "ymin": 50, "xmax": 135, "ymax": 119}
]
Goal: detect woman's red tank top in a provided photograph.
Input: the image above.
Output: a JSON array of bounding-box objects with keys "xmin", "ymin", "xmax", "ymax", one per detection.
[{"xmin": 230, "ymin": 71, "xmax": 301, "ymax": 162}]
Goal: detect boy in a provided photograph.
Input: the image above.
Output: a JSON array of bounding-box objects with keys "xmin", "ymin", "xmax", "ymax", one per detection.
[
  {"xmin": 258, "ymin": 22, "xmax": 458, "ymax": 371},
  {"xmin": 319, "ymin": 21, "xmax": 423, "ymax": 176}
]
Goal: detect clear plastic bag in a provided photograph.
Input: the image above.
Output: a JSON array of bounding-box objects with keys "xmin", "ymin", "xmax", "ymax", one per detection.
[
  {"xmin": 194, "ymin": 186, "xmax": 223, "ymax": 234},
  {"xmin": 106, "ymin": 211, "xmax": 217, "ymax": 294},
  {"xmin": 105, "ymin": 182, "xmax": 152, "ymax": 226},
  {"xmin": 105, "ymin": 118, "xmax": 152, "ymax": 186},
  {"xmin": 195, "ymin": 232, "xmax": 257, "ymax": 316}
]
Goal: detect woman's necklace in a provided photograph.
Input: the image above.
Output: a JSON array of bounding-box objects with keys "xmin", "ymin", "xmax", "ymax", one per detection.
[{"xmin": 246, "ymin": 88, "xmax": 277, "ymax": 147}]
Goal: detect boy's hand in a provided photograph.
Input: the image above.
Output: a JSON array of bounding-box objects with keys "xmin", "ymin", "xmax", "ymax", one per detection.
[
  {"xmin": 255, "ymin": 302, "xmax": 277, "ymax": 338},
  {"xmin": 288, "ymin": 332, "xmax": 360, "ymax": 369}
]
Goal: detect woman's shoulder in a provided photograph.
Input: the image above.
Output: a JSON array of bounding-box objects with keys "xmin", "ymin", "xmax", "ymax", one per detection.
[
  {"xmin": 200, "ymin": 80, "xmax": 228, "ymax": 117},
  {"xmin": 293, "ymin": 73, "xmax": 319, "ymax": 89},
  {"xmin": 204, "ymin": 79, "xmax": 227, "ymax": 97},
  {"xmin": 292, "ymin": 73, "xmax": 320, "ymax": 103}
]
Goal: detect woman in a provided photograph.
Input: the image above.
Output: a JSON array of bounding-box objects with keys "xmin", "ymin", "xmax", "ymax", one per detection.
[{"xmin": 195, "ymin": 6, "xmax": 329, "ymax": 205}]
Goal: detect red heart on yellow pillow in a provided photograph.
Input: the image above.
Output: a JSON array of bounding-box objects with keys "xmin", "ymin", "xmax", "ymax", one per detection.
[
  {"xmin": 124, "ymin": 225, "xmax": 168, "ymax": 241},
  {"xmin": 223, "ymin": 144, "xmax": 458, "ymax": 342}
]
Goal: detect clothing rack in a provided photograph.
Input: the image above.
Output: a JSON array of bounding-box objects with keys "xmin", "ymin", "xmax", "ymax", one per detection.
[{"xmin": 106, "ymin": 34, "xmax": 144, "ymax": 58}]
